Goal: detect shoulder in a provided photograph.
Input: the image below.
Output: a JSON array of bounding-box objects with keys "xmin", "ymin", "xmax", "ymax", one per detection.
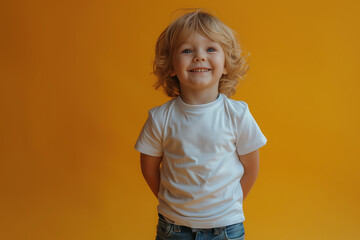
[
  {"xmin": 147, "ymin": 98, "xmax": 177, "ymax": 122},
  {"xmin": 222, "ymin": 94, "xmax": 249, "ymax": 117}
]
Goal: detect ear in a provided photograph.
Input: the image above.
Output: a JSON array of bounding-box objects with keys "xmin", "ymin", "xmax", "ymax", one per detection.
[
  {"xmin": 170, "ymin": 70, "xmax": 176, "ymax": 77},
  {"xmin": 222, "ymin": 66, "xmax": 228, "ymax": 75}
]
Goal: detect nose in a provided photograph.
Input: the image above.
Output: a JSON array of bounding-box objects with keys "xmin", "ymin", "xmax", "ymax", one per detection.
[{"xmin": 193, "ymin": 52, "xmax": 206, "ymax": 62}]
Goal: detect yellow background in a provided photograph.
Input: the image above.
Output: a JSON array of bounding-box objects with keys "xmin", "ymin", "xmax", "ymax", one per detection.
[{"xmin": 1, "ymin": 0, "xmax": 359, "ymax": 239}]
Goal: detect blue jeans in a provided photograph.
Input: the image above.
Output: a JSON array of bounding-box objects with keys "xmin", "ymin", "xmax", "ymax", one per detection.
[{"xmin": 156, "ymin": 214, "xmax": 245, "ymax": 240}]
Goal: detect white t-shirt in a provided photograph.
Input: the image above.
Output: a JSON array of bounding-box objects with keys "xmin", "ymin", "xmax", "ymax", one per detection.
[{"xmin": 135, "ymin": 94, "xmax": 267, "ymax": 228}]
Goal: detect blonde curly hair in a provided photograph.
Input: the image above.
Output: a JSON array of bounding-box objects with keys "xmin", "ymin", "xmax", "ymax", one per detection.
[{"xmin": 153, "ymin": 9, "xmax": 249, "ymax": 98}]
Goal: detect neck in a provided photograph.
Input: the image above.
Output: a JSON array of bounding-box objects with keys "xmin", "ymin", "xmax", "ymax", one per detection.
[{"xmin": 180, "ymin": 89, "xmax": 219, "ymax": 105}]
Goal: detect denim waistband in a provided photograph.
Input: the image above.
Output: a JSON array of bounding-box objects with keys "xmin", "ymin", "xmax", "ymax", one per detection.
[{"xmin": 158, "ymin": 214, "xmax": 225, "ymax": 235}]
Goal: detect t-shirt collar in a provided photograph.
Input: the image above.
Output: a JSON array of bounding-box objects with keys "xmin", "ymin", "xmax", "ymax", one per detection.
[{"xmin": 175, "ymin": 93, "xmax": 224, "ymax": 112}]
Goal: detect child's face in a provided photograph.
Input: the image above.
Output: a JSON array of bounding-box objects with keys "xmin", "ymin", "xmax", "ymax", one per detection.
[{"xmin": 171, "ymin": 32, "xmax": 227, "ymax": 94}]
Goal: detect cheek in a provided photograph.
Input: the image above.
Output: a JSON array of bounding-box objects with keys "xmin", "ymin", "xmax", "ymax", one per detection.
[
  {"xmin": 215, "ymin": 58, "xmax": 226, "ymax": 69},
  {"xmin": 173, "ymin": 58, "xmax": 186, "ymax": 71}
]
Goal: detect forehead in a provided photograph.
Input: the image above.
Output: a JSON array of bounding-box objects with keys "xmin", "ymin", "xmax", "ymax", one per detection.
[{"xmin": 175, "ymin": 31, "xmax": 219, "ymax": 48}]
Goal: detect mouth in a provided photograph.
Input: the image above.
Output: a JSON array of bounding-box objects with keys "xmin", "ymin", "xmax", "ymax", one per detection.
[{"xmin": 189, "ymin": 68, "xmax": 211, "ymax": 72}]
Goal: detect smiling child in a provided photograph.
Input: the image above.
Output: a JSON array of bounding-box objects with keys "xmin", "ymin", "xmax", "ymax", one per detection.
[{"xmin": 135, "ymin": 9, "xmax": 267, "ymax": 240}]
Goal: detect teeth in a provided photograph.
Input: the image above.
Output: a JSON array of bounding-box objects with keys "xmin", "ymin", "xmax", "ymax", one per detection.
[{"xmin": 191, "ymin": 69, "xmax": 210, "ymax": 72}]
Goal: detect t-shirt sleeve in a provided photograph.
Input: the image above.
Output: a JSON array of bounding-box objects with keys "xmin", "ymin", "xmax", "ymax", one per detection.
[
  {"xmin": 236, "ymin": 102, "xmax": 267, "ymax": 155},
  {"xmin": 134, "ymin": 110, "xmax": 163, "ymax": 157}
]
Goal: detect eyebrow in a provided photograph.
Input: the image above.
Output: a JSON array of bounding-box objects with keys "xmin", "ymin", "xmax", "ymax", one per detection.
[{"xmin": 177, "ymin": 39, "xmax": 219, "ymax": 48}]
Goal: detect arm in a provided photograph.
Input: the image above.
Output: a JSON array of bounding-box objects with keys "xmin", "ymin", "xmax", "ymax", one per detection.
[
  {"xmin": 140, "ymin": 153, "xmax": 162, "ymax": 199},
  {"xmin": 238, "ymin": 149, "xmax": 260, "ymax": 200}
]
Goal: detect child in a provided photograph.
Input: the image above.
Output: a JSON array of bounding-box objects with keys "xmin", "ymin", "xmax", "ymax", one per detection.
[{"xmin": 135, "ymin": 9, "xmax": 267, "ymax": 240}]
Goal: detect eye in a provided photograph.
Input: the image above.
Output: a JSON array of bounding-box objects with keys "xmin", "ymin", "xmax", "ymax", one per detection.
[
  {"xmin": 207, "ymin": 47, "xmax": 216, "ymax": 52},
  {"xmin": 181, "ymin": 49, "xmax": 192, "ymax": 54}
]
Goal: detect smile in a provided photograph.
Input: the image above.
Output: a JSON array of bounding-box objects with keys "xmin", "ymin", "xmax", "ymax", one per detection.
[{"xmin": 189, "ymin": 69, "xmax": 211, "ymax": 72}]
